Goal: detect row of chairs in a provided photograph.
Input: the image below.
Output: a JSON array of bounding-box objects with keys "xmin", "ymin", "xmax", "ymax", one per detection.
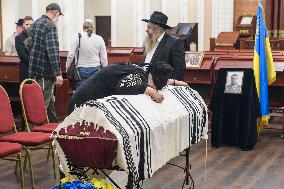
[{"xmin": 0, "ymin": 79, "xmax": 60, "ymax": 188}]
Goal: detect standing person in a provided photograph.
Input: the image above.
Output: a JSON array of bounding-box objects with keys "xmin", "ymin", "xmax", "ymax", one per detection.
[
  {"xmin": 142, "ymin": 11, "xmax": 186, "ymax": 80},
  {"xmin": 3, "ymin": 19, "xmax": 24, "ymax": 55},
  {"xmin": 66, "ymin": 19, "xmax": 108, "ymax": 89},
  {"xmin": 28, "ymin": 3, "xmax": 64, "ymax": 122},
  {"xmin": 15, "ymin": 16, "xmax": 33, "ymax": 82}
]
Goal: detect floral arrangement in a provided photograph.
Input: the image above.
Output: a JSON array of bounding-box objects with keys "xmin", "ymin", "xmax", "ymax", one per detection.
[{"xmin": 52, "ymin": 177, "xmax": 118, "ymax": 189}]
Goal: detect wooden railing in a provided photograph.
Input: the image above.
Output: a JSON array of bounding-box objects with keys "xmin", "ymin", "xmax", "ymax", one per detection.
[{"xmin": 1, "ymin": 48, "xmax": 284, "ymax": 132}]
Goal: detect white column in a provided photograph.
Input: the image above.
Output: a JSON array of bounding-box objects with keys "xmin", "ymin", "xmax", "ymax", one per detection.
[
  {"xmin": 162, "ymin": 0, "xmax": 167, "ymax": 13},
  {"xmin": 132, "ymin": 1, "xmax": 138, "ymax": 47},
  {"xmin": 18, "ymin": 0, "xmax": 32, "ymax": 18},
  {"xmin": 32, "ymin": 0, "xmax": 60, "ymax": 20},
  {"xmin": 132, "ymin": 0, "xmax": 149, "ymax": 47},
  {"xmin": 161, "ymin": 0, "xmax": 179, "ymax": 27},
  {"xmin": 31, "ymin": 0, "xmax": 39, "ymax": 20},
  {"xmin": 188, "ymin": 0, "xmax": 196, "ymax": 23},
  {"xmin": 145, "ymin": 0, "xmax": 151, "ymax": 17},
  {"xmin": 211, "ymin": 0, "xmax": 234, "ymax": 38},
  {"xmin": 111, "ymin": 0, "xmax": 134, "ymax": 47},
  {"xmin": 196, "ymin": 0, "xmax": 204, "ymax": 51},
  {"xmin": 150, "ymin": 0, "xmax": 162, "ymax": 13},
  {"xmin": 57, "ymin": 0, "xmax": 84, "ymax": 50},
  {"xmin": 2, "ymin": 0, "xmax": 19, "ymax": 49},
  {"xmin": 111, "ymin": 0, "xmax": 117, "ymax": 46},
  {"xmin": 179, "ymin": 0, "xmax": 189, "ymax": 23}
]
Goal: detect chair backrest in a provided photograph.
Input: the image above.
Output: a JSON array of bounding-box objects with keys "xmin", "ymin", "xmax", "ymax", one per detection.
[
  {"xmin": 0, "ymin": 85, "xmax": 16, "ymax": 134},
  {"xmin": 55, "ymin": 79, "xmax": 70, "ymax": 119},
  {"xmin": 20, "ymin": 79, "xmax": 48, "ymax": 126}
]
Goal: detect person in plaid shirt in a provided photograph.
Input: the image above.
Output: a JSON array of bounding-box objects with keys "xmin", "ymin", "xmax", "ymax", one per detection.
[{"xmin": 28, "ymin": 3, "xmax": 63, "ymax": 122}]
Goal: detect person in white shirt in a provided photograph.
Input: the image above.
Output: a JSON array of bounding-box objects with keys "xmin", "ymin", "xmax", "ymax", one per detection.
[
  {"xmin": 66, "ymin": 19, "xmax": 108, "ymax": 89},
  {"xmin": 4, "ymin": 19, "xmax": 24, "ymax": 56}
]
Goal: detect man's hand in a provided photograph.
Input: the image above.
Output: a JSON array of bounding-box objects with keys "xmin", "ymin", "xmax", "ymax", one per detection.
[
  {"xmin": 55, "ymin": 75, "xmax": 63, "ymax": 86},
  {"xmin": 145, "ymin": 86, "xmax": 164, "ymax": 103},
  {"xmin": 151, "ymin": 92, "xmax": 164, "ymax": 103}
]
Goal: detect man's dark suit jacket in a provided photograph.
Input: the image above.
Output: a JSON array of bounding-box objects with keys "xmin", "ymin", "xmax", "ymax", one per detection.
[
  {"xmin": 144, "ymin": 34, "xmax": 186, "ymax": 80},
  {"xmin": 15, "ymin": 31, "xmax": 30, "ymax": 82}
]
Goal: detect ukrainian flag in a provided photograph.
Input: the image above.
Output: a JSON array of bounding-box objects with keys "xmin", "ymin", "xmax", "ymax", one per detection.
[{"xmin": 253, "ymin": 0, "xmax": 276, "ymax": 132}]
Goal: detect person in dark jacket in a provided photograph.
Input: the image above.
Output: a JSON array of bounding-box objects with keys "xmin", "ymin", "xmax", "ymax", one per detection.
[
  {"xmin": 68, "ymin": 61, "xmax": 188, "ymax": 114},
  {"xmin": 142, "ymin": 11, "xmax": 186, "ymax": 80},
  {"xmin": 15, "ymin": 16, "xmax": 33, "ymax": 82},
  {"xmin": 28, "ymin": 3, "xmax": 64, "ymax": 122}
]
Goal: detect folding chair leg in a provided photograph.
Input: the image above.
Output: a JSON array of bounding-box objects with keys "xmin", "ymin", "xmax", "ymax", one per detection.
[
  {"xmin": 23, "ymin": 151, "xmax": 28, "ymax": 171},
  {"xmin": 50, "ymin": 143, "xmax": 57, "ymax": 179},
  {"xmin": 25, "ymin": 148, "xmax": 35, "ymax": 189},
  {"xmin": 14, "ymin": 160, "xmax": 18, "ymax": 174},
  {"xmin": 17, "ymin": 153, "xmax": 24, "ymax": 189},
  {"xmin": 47, "ymin": 148, "xmax": 51, "ymax": 162}
]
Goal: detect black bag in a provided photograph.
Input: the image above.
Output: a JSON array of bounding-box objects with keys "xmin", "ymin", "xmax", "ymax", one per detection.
[
  {"xmin": 67, "ymin": 33, "xmax": 82, "ymax": 82},
  {"xmin": 67, "ymin": 63, "xmax": 81, "ymax": 81}
]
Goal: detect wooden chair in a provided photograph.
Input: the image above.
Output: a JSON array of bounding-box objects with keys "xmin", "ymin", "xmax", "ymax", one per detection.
[
  {"xmin": 19, "ymin": 79, "xmax": 59, "ymax": 133},
  {"xmin": 0, "ymin": 85, "xmax": 56, "ymax": 188}
]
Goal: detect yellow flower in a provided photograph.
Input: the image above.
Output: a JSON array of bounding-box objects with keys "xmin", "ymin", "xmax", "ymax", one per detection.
[
  {"xmin": 107, "ymin": 183, "xmax": 116, "ymax": 189},
  {"xmin": 60, "ymin": 177, "xmax": 68, "ymax": 183},
  {"xmin": 60, "ymin": 177, "xmax": 76, "ymax": 183},
  {"xmin": 90, "ymin": 178, "xmax": 118, "ymax": 189}
]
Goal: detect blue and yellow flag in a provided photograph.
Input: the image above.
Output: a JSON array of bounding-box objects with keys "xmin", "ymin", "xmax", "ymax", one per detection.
[{"xmin": 253, "ymin": 0, "xmax": 276, "ymax": 132}]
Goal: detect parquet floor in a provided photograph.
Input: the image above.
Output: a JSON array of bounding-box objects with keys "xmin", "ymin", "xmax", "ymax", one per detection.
[{"xmin": 1, "ymin": 129, "xmax": 283, "ymax": 189}]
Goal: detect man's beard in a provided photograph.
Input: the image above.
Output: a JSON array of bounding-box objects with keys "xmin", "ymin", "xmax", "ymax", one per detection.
[{"xmin": 143, "ymin": 32, "xmax": 159, "ymax": 54}]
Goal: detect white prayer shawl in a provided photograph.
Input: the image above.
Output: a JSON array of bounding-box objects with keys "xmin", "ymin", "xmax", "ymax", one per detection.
[{"xmin": 53, "ymin": 86, "xmax": 208, "ymax": 182}]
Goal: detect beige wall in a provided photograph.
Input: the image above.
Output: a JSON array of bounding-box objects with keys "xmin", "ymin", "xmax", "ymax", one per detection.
[
  {"xmin": 2, "ymin": 0, "xmax": 20, "ymax": 49},
  {"xmin": 111, "ymin": 0, "xmax": 198, "ymax": 47},
  {"xmin": 1, "ymin": 0, "xmax": 213, "ymax": 50},
  {"xmin": 18, "ymin": 0, "xmax": 32, "ymax": 19},
  {"xmin": 36, "ymin": 0, "xmax": 59, "ymax": 19},
  {"xmin": 85, "ymin": 0, "xmax": 111, "ymax": 19},
  {"xmin": 233, "ymin": 0, "xmax": 258, "ymax": 30},
  {"xmin": 111, "ymin": 0, "xmax": 134, "ymax": 47},
  {"xmin": 84, "ymin": 0, "xmax": 111, "ymax": 34},
  {"xmin": 163, "ymin": 0, "xmax": 180, "ymax": 27},
  {"xmin": 188, "ymin": 0, "xmax": 196, "ymax": 23},
  {"xmin": 150, "ymin": 0, "xmax": 162, "ymax": 13},
  {"xmin": 203, "ymin": 0, "xmax": 212, "ymax": 51}
]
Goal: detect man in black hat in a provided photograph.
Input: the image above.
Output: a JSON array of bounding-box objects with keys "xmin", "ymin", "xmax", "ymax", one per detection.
[
  {"xmin": 142, "ymin": 11, "xmax": 185, "ymax": 80},
  {"xmin": 28, "ymin": 2, "xmax": 63, "ymax": 123},
  {"xmin": 3, "ymin": 19, "xmax": 24, "ymax": 55}
]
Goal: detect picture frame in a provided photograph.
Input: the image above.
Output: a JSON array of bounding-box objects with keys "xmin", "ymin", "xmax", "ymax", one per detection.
[
  {"xmin": 240, "ymin": 15, "xmax": 253, "ymax": 25},
  {"xmin": 224, "ymin": 71, "xmax": 244, "ymax": 94},
  {"xmin": 185, "ymin": 51, "xmax": 204, "ymax": 68}
]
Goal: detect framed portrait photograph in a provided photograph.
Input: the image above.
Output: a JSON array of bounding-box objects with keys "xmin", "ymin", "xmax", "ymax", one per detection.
[
  {"xmin": 185, "ymin": 51, "xmax": 204, "ymax": 68},
  {"xmin": 224, "ymin": 71, "xmax": 244, "ymax": 94}
]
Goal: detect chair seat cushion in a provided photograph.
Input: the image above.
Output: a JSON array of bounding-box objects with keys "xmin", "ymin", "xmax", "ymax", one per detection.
[
  {"xmin": 31, "ymin": 123, "xmax": 59, "ymax": 133},
  {"xmin": 0, "ymin": 132, "xmax": 52, "ymax": 146},
  {"xmin": 0, "ymin": 142, "xmax": 22, "ymax": 158}
]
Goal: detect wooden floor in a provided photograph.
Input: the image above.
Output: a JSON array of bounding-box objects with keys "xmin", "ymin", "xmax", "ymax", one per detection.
[{"xmin": 1, "ymin": 129, "xmax": 284, "ymax": 189}]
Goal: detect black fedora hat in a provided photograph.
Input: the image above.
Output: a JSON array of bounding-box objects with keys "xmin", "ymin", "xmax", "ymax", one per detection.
[{"xmin": 142, "ymin": 11, "xmax": 172, "ymax": 29}]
